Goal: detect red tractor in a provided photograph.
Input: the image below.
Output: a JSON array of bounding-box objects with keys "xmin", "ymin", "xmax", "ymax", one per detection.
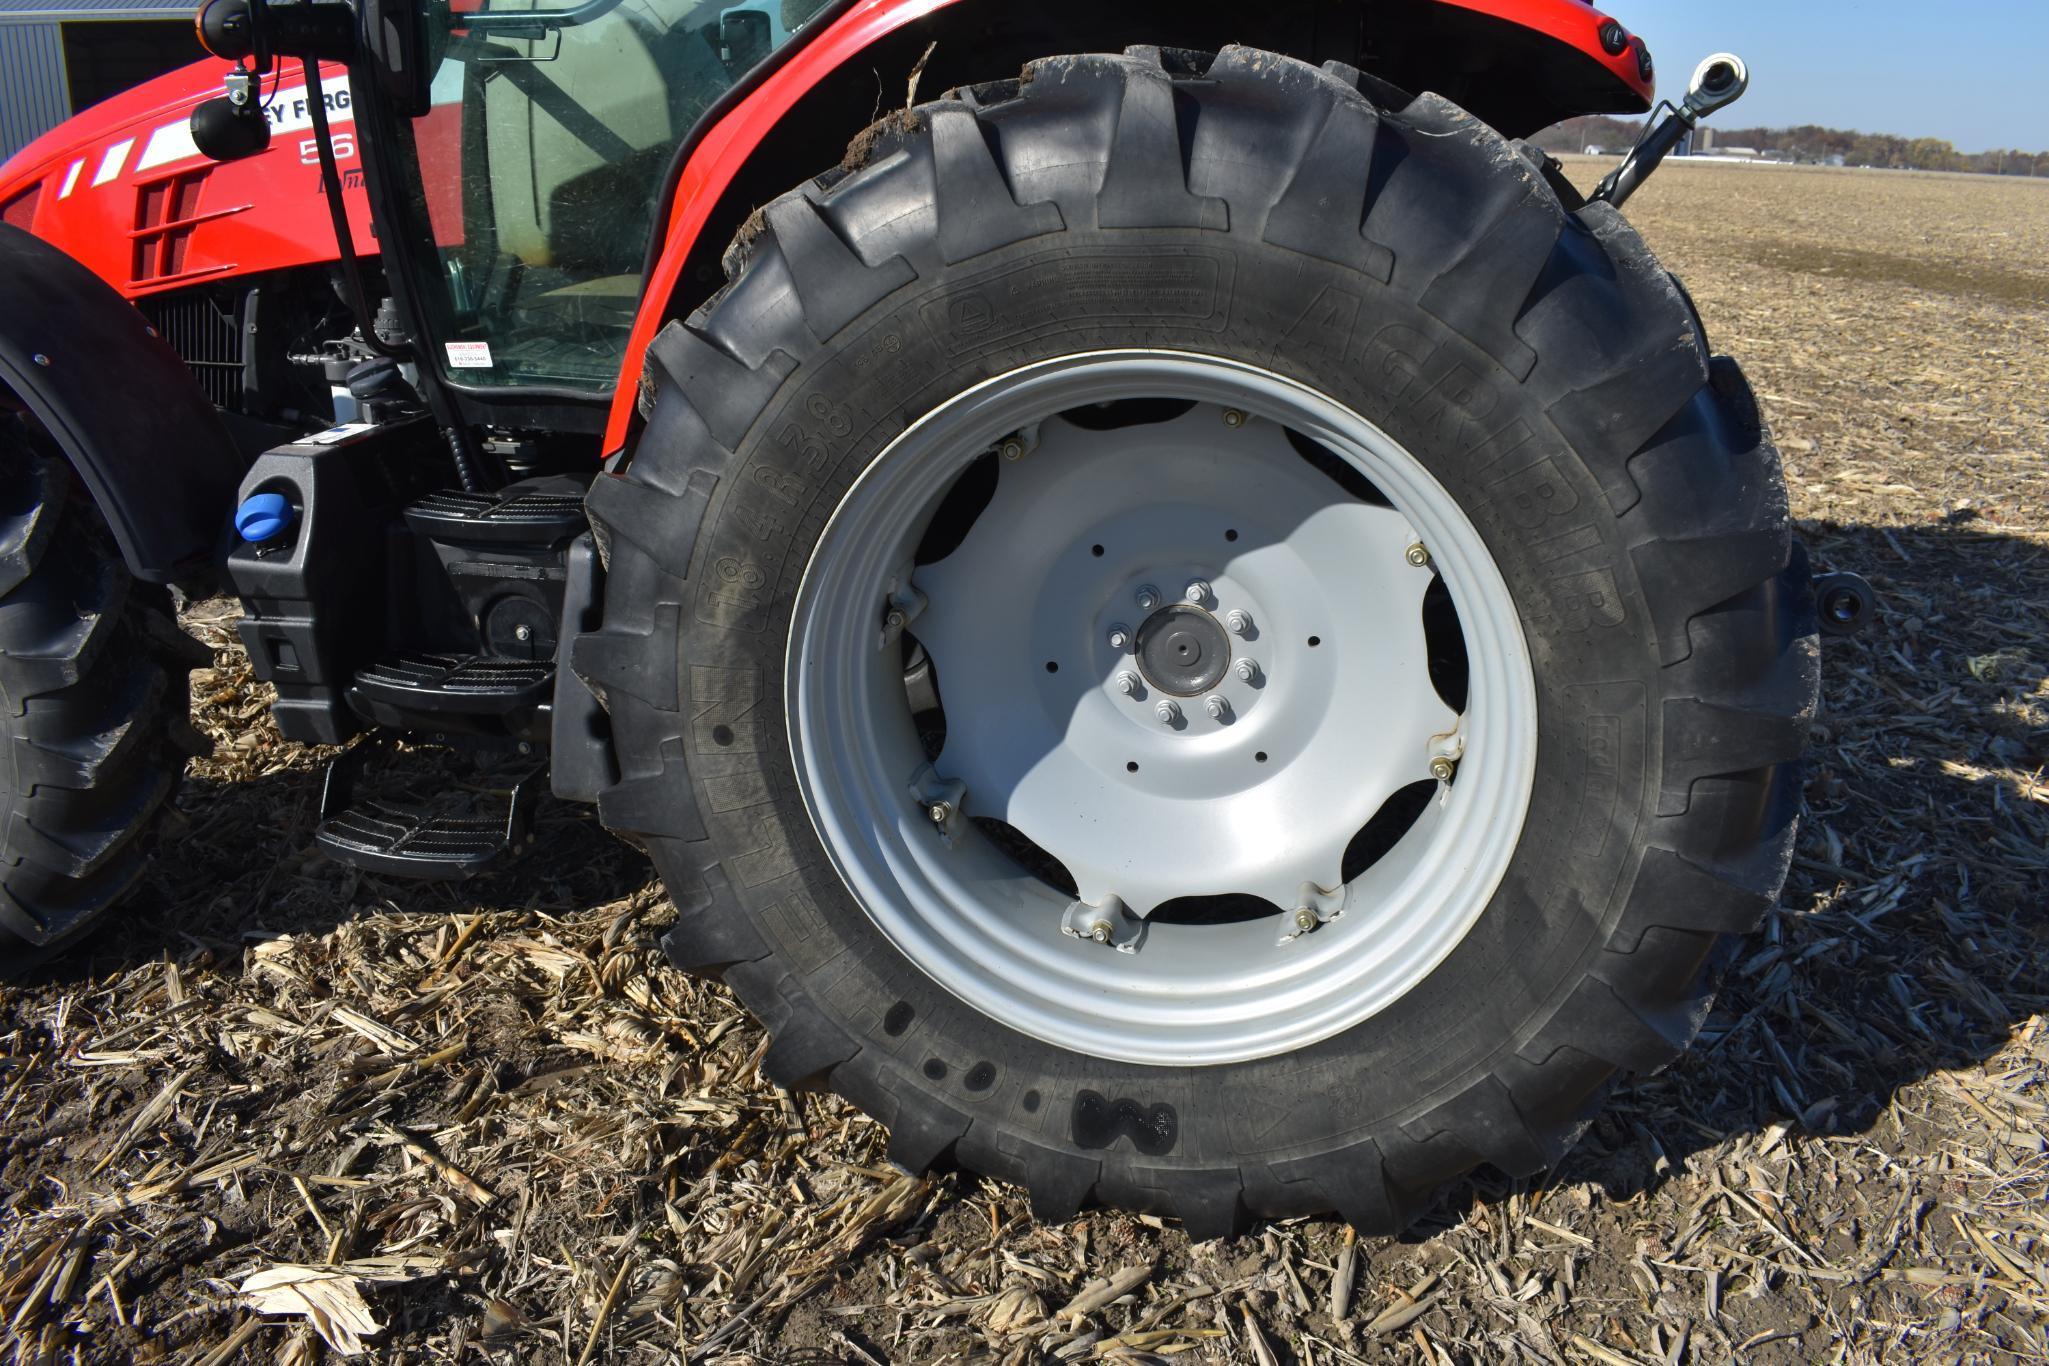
[{"xmin": 0, "ymin": 0, "xmax": 1871, "ymax": 1236}]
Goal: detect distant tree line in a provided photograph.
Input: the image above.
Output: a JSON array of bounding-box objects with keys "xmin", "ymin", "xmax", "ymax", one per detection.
[{"xmin": 1532, "ymin": 116, "xmax": 2049, "ymax": 176}]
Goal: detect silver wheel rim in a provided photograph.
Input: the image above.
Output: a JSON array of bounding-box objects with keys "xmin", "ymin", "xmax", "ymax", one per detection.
[{"xmin": 786, "ymin": 352, "xmax": 1538, "ymax": 1066}]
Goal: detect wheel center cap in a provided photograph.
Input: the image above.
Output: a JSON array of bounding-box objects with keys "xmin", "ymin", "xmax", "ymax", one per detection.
[{"xmin": 1135, "ymin": 603, "xmax": 1231, "ymax": 696}]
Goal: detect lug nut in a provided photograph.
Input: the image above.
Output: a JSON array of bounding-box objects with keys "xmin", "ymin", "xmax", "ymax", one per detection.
[
  {"xmin": 1206, "ymin": 696, "xmax": 1230, "ymax": 722},
  {"xmin": 1235, "ymin": 658, "xmax": 1260, "ymax": 683},
  {"xmin": 1184, "ymin": 580, "xmax": 1211, "ymax": 604},
  {"xmin": 1226, "ymin": 609, "xmax": 1251, "ymax": 634},
  {"xmin": 1405, "ymin": 542, "xmax": 1431, "ymax": 568},
  {"xmin": 1294, "ymin": 908, "xmax": 1319, "ymax": 933},
  {"xmin": 1115, "ymin": 671, "xmax": 1141, "ymax": 697},
  {"xmin": 928, "ymin": 800, "xmax": 953, "ymax": 825},
  {"xmin": 1429, "ymin": 756, "xmax": 1457, "ymax": 783},
  {"xmin": 1107, "ymin": 624, "xmax": 1131, "ymax": 651},
  {"xmin": 1155, "ymin": 700, "xmax": 1182, "ymax": 726},
  {"xmin": 1135, "ymin": 585, "xmax": 1161, "ymax": 610}
]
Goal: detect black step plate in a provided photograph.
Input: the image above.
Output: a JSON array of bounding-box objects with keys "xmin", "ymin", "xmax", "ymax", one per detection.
[
  {"xmin": 350, "ymin": 653, "xmax": 552, "ymax": 718},
  {"xmin": 403, "ymin": 487, "xmax": 587, "ymax": 545}
]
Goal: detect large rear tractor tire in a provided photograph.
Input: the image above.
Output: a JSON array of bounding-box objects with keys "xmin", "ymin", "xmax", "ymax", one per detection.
[
  {"xmin": 0, "ymin": 418, "xmax": 209, "ymax": 969},
  {"xmin": 582, "ymin": 47, "xmax": 1819, "ymax": 1237}
]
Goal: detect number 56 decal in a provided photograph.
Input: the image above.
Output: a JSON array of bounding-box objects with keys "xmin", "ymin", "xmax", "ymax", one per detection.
[{"xmin": 298, "ymin": 134, "xmax": 356, "ymax": 165}]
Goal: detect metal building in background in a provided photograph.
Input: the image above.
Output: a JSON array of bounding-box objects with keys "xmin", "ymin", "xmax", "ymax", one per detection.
[{"xmin": 0, "ymin": 0, "xmax": 200, "ymax": 164}]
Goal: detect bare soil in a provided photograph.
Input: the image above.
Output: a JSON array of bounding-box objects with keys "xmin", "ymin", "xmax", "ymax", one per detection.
[{"xmin": 2, "ymin": 159, "xmax": 2046, "ymax": 1365}]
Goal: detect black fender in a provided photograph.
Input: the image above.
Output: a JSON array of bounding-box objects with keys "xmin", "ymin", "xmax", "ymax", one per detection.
[{"xmin": 0, "ymin": 225, "xmax": 242, "ymax": 588}]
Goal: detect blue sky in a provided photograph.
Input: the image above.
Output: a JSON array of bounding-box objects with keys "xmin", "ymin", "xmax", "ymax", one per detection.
[{"xmin": 1621, "ymin": 0, "xmax": 2049, "ymax": 151}]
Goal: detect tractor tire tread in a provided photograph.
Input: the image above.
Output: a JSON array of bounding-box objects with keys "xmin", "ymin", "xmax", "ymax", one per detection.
[{"xmin": 586, "ymin": 44, "xmax": 1818, "ymax": 1237}]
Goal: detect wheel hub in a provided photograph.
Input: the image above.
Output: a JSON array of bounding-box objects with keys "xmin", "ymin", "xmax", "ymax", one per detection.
[
  {"xmin": 784, "ymin": 352, "xmax": 1538, "ymax": 1064},
  {"xmin": 1134, "ymin": 603, "xmax": 1229, "ymax": 696}
]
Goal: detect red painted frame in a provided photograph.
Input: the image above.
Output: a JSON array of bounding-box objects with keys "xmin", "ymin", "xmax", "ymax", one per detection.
[{"xmin": 596, "ymin": 0, "xmax": 1651, "ymax": 452}]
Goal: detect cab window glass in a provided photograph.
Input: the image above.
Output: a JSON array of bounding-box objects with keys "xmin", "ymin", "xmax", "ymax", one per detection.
[{"xmin": 409, "ymin": 0, "xmax": 828, "ymax": 390}]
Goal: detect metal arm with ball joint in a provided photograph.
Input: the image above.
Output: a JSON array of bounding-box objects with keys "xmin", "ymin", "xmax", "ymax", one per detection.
[{"xmin": 1593, "ymin": 53, "xmax": 1751, "ymax": 209}]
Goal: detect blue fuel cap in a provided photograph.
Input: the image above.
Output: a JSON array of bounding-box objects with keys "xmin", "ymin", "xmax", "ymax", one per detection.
[{"xmin": 234, "ymin": 491, "xmax": 294, "ymax": 543}]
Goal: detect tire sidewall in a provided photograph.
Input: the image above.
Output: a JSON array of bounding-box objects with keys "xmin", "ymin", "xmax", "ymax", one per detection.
[{"xmin": 654, "ymin": 225, "xmax": 1662, "ymax": 1171}]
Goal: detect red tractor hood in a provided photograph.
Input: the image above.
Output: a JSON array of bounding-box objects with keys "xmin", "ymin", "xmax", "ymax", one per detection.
[{"xmin": 0, "ymin": 59, "xmax": 372, "ymax": 299}]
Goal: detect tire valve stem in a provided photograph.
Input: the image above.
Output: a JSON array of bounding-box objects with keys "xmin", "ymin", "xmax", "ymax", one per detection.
[
  {"xmin": 1405, "ymin": 542, "xmax": 1431, "ymax": 568},
  {"xmin": 1293, "ymin": 908, "xmax": 1319, "ymax": 935},
  {"xmin": 1089, "ymin": 920, "xmax": 1113, "ymax": 944},
  {"xmin": 1430, "ymin": 755, "xmax": 1458, "ymax": 784},
  {"xmin": 928, "ymin": 800, "xmax": 954, "ymax": 826},
  {"xmin": 1222, "ymin": 408, "xmax": 1247, "ymax": 428},
  {"xmin": 999, "ymin": 436, "xmax": 1027, "ymax": 461}
]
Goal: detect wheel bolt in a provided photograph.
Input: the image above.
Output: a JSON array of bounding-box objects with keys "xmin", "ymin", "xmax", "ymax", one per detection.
[
  {"xmin": 1135, "ymin": 585, "xmax": 1160, "ymax": 610},
  {"xmin": 1430, "ymin": 756, "xmax": 1457, "ymax": 783},
  {"xmin": 1206, "ymin": 696, "xmax": 1230, "ymax": 722},
  {"xmin": 1226, "ymin": 609, "xmax": 1251, "ymax": 634},
  {"xmin": 1107, "ymin": 624, "xmax": 1131, "ymax": 651},
  {"xmin": 1294, "ymin": 908, "xmax": 1319, "ymax": 933},
  {"xmin": 1235, "ymin": 658, "xmax": 1260, "ymax": 683},
  {"xmin": 1155, "ymin": 700, "xmax": 1181, "ymax": 726},
  {"xmin": 1184, "ymin": 580, "xmax": 1210, "ymax": 604},
  {"xmin": 1405, "ymin": 542, "xmax": 1431, "ymax": 568},
  {"xmin": 1115, "ymin": 671, "xmax": 1141, "ymax": 697}
]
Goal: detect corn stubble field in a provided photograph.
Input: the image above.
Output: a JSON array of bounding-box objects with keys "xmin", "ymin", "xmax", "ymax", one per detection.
[{"xmin": 2, "ymin": 158, "xmax": 2046, "ymax": 1365}]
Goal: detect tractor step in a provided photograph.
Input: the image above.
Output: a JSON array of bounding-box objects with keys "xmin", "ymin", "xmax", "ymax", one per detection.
[
  {"xmin": 402, "ymin": 484, "xmax": 587, "ymax": 546},
  {"xmin": 349, "ymin": 653, "xmax": 553, "ymax": 724},
  {"xmin": 314, "ymin": 744, "xmax": 542, "ymax": 880}
]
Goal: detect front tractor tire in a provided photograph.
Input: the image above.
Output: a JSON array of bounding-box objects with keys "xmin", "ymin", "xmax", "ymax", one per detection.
[
  {"xmin": 0, "ymin": 423, "xmax": 207, "ymax": 968},
  {"xmin": 582, "ymin": 47, "xmax": 1819, "ymax": 1237}
]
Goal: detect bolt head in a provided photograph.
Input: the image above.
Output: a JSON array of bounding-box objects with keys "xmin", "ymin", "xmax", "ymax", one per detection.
[
  {"xmin": 1184, "ymin": 580, "xmax": 1211, "ymax": 604},
  {"xmin": 928, "ymin": 801, "xmax": 953, "ymax": 825},
  {"xmin": 1405, "ymin": 542, "xmax": 1431, "ymax": 568},
  {"xmin": 1115, "ymin": 671, "xmax": 1141, "ymax": 697},
  {"xmin": 1234, "ymin": 658, "xmax": 1259, "ymax": 683},
  {"xmin": 999, "ymin": 437, "xmax": 1025, "ymax": 460},
  {"xmin": 514, "ymin": 624, "xmax": 533, "ymax": 642},
  {"xmin": 1222, "ymin": 408, "xmax": 1247, "ymax": 428},
  {"xmin": 1430, "ymin": 756, "xmax": 1457, "ymax": 783},
  {"xmin": 1107, "ymin": 624, "xmax": 1131, "ymax": 651},
  {"xmin": 30, "ymin": 353, "xmax": 49, "ymax": 367},
  {"xmin": 1135, "ymin": 585, "xmax": 1161, "ymax": 610},
  {"xmin": 1155, "ymin": 700, "xmax": 1181, "ymax": 725},
  {"xmin": 1206, "ymin": 695, "xmax": 1230, "ymax": 721},
  {"xmin": 1294, "ymin": 908, "xmax": 1319, "ymax": 933},
  {"xmin": 1225, "ymin": 609, "xmax": 1251, "ymax": 634}
]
